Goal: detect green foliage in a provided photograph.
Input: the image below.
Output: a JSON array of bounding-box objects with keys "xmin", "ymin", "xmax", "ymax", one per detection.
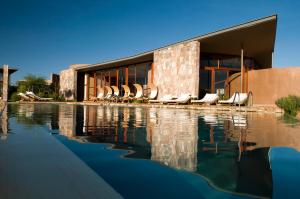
[
  {"xmin": 275, "ymin": 95, "xmax": 300, "ymax": 117},
  {"xmin": 10, "ymin": 92, "xmax": 20, "ymax": 102},
  {"xmin": 17, "ymin": 74, "xmax": 47, "ymax": 94}
]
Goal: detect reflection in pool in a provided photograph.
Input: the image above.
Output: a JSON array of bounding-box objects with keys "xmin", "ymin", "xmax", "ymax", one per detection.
[{"xmin": 6, "ymin": 104, "xmax": 300, "ymax": 199}]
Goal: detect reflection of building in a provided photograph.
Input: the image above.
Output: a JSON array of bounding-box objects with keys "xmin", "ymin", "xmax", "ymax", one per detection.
[
  {"xmin": 59, "ymin": 105, "xmax": 77, "ymax": 138},
  {"xmin": 0, "ymin": 103, "xmax": 8, "ymax": 140},
  {"xmin": 148, "ymin": 108, "xmax": 198, "ymax": 172}
]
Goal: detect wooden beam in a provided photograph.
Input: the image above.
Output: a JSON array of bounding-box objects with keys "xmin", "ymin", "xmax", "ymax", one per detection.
[
  {"xmin": 151, "ymin": 63, "xmax": 154, "ymax": 84},
  {"xmin": 211, "ymin": 69, "xmax": 215, "ymax": 93},
  {"xmin": 93, "ymin": 72, "xmax": 96, "ymax": 97},
  {"xmin": 116, "ymin": 69, "xmax": 119, "ymax": 87},
  {"xmin": 125, "ymin": 67, "xmax": 128, "ymax": 86},
  {"xmin": 205, "ymin": 66, "xmax": 240, "ymax": 72}
]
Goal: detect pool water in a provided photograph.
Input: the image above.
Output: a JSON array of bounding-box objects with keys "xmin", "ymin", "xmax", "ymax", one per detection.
[{"xmin": 4, "ymin": 104, "xmax": 300, "ymax": 199}]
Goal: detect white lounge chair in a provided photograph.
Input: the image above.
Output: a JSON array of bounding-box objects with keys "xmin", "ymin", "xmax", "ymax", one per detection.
[
  {"xmin": 104, "ymin": 86, "xmax": 113, "ymax": 101},
  {"xmin": 121, "ymin": 85, "xmax": 131, "ymax": 103},
  {"xmin": 191, "ymin": 93, "xmax": 219, "ymax": 104},
  {"xmin": 111, "ymin": 86, "xmax": 120, "ymax": 102},
  {"xmin": 144, "ymin": 85, "xmax": 158, "ymax": 101},
  {"xmin": 25, "ymin": 91, "xmax": 53, "ymax": 101},
  {"xmin": 163, "ymin": 94, "xmax": 191, "ymax": 104},
  {"xmin": 18, "ymin": 93, "xmax": 31, "ymax": 101},
  {"xmin": 149, "ymin": 94, "xmax": 173, "ymax": 103},
  {"xmin": 95, "ymin": 88, "xmax": 105, "ymax": 101},
  {"xmin": 132, "ymin": 84, "xmax": 143, "ymax": 100},
  {"xmin": 219, "ymin": 92, "xmax": 248, "ymax": 105}
]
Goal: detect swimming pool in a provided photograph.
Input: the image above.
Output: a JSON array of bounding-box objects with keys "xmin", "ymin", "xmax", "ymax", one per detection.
[{"xmin": 2, "ymin": 103, "xmax": 300, "ymax": 199}]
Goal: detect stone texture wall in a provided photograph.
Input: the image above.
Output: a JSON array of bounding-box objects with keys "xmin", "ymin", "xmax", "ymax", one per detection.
[
  {"xmin": 2, "ymin": 65, "xmax": 9, "ymax": 101},
  {"xmin": 59, "ymin": 68, "xmax": 77, "ymax": 100},
  {"xmin": 153, "ymin": 41, "xmax": 200, "ymax": 99}
]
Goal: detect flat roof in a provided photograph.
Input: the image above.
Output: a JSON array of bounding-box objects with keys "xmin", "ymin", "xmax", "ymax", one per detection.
[
  {"xmin": 0, "ymin": 67, "xmax": 18, "ymax": 75},
  {"xmin": 76, "ymin": 15, "xmax": 277, "ymax": 72}
]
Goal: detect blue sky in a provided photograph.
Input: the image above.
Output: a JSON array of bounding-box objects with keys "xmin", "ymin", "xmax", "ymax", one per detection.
[{"xmin": 1, "ymin": 0, "xmax": 300, "ymax": 82}]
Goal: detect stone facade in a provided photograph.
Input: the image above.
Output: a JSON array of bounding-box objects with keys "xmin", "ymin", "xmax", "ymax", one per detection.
[
  {"xmin": 59, "ymin": 64, "xmax": 89, "ymax": 100},
  {"xmin": 2, "ymin": 65, "xmax": 9, "ymax": 101},
  {"xmin": 60, "ymin": 68, "xmax": 77, "ymax": 100},
  {"xmin": 153, "ymin": 41, "xmax": 200, "ymax": 99}
]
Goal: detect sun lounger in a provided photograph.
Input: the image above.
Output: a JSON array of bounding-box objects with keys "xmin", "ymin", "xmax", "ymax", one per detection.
[
  {"xmin": 149, "ymin": 94, "xmax": 173, "ymax": 103},
  {"xmin": 104, "ymin": 86, "xmax": 113, "ymax": 101},
  {"xmin": 131, "ymin": 84, "xmax": 143, "ymax": 101},
  {"xmin": 191, "ymin": 93, "xmax": 219, "ymax": 104},
  {"xmin": 121, "ymin": 85, "xmax": 131, "ymax": 103},
  {"xmin": 25, "ymin": 91, "xmax": 53, "ymax": 101},
  {"xmin": 232, "ymin": 115, "xmax": 247, "ymax": 127},
  {"xmin": 163, "ymin": 94, "xmax": 191, "ymax": 104},
  {"xmin": 18, "ymin": 93, "xmax": 31, "ymax": 101},
  {"xmin": 219, "ymin": 92, "xmax": 248, "ymax": 105},
  {"xmin": 144, "ymin": 85, "xmax": 158, "ymax": 102},
  {"xmin": 111, "ymin": 86, "xmax": 120, "ymax": 102}
]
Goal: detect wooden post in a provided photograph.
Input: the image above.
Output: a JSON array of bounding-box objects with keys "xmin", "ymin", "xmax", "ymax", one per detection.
[
  {"xmin": 151, "ymin": 63, "xmax": 154, "ymax": 84},
  {"xmin": 94, "ymin": 72, "xmax": 97, "ymax": 97},
  {"xmin": 241, "ymin": 47, "xmax": 244, "ymax": 93},
  {"xmin": 116, "ymin": 69, "xmax": 119, "ymax": 87},
  {"xmin": 125, "ymin": 67, "xmax": 128, "ymax": 86},
  {"xmin": 211, "ymin": 69, "xmax": 215, "ymax": 93}
]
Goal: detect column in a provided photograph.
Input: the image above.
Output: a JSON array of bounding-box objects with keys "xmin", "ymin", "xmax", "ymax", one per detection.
[
  {"xmin": 84, "ymin": 73, "xmax": 89, "ymax": 101},
  {"xmin": 2, "ymin": 65, "xmax": 9, "ymax": 102}
]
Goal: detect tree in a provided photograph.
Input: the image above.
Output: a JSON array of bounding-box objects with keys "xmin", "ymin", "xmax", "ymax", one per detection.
[{"xmin": 17, "ymin": 75, "xmax": 48, "ymax": 96}]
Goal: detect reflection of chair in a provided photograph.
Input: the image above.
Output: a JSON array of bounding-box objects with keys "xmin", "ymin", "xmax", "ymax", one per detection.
[
  {"xmin": 121, "ymin": 85, "xmax": 131, "ymax": 103},
  {"xmin": 232, "ymin": 115, "xmax": 247, "ymax": 127},
  {"xmin": 104, "ymin": 86, "xmax": 113, "ymax": 101},
  {"xmin": 191, "ymin": 93, "xmax": 219, "ymax": 105}
]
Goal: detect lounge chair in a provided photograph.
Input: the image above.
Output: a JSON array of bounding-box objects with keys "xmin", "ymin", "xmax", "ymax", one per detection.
[
  {"xmin": 104, "ymin": 86, "xmax": 113, "ymax": 102},
  {"xmin": 191, "ymin": 93, "xmax": 219, "ymax": 105},
  {"xmin": 219, "ymin": 92, "xmax": 248, "ymax": 105},
  {"xmin": 25, "ymin": 91, "xmax": 53, "ymax": 101},
  {"xmin": 163, "ymin": 94, "xmax": 191, "ymax": 104},
  {"xmin": 111, "ymin": 86, "xmax": 120, "ymax": 102},
  {"xmin": 144, "ymin": 85, "xmax": 158, "ymax": 102},
  {"xmin": 18, "ymin": 93, "xmax": 31, "ymax": 101},
  {"xmin": 232, "ymin": 115, "xmax": 247, "ymax": 127},
  {"xmin": 121, "ymin": 85, "xmax": 131, "ymax": 103},
  {"xmin": 94, "ymin": 88, "xmax": 105, "ymax": 102},
  {"xmin": 149, "ymin": 94, "xmax": 173, "ymax": 103},
  {"xmin": 131, "ymin": 84, "xmax": 143, "ymax": 101}
]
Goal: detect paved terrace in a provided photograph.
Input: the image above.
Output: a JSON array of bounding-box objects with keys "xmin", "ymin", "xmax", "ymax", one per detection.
[{"xmin": 0, "ymin": 122, "xmax": 123, "ymax": 199}]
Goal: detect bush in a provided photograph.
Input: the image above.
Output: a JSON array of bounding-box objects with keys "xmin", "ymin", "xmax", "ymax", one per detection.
[
  {"xmin": 10, "ymin": 92, "xmax": 20, "ymax": 102},
  {"xmin": 275, "ymin": 95, "xmax": 300, "ymax": 116}
]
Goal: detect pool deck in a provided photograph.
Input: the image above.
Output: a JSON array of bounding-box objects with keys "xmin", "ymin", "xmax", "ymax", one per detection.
[
  {"xmin": 0, "ymin": 124, "xmax": 123, "ymax": 199},
  {"xmin": 15, "ymin": 101, "xmax": 284, "ymax": 114}
]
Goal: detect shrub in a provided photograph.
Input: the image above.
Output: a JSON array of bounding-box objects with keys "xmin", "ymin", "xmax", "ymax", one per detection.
[
  {"xmin": 275, "ymin": 95, "xmax": 300, "ymax": 117},
  {"xmin": 10, "ymin": 92, "xmax": 20, "ymax": 102}
]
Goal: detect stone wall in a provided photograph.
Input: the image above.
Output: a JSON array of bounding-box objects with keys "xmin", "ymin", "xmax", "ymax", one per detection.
[
  {"xmin": 153, "ymin": 41, "xmax": 200, "ymax": 99},
  {"xmin": 2, "ymin": 65, "xmax": 9, "ymax": 101},
  {"xmin": 59, "ymin": 68, "xmax": 77, "ymax": 100}
]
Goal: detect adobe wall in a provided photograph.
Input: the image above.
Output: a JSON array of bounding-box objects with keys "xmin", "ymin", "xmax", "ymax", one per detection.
[
  {"xmin": 153, "ymin": 41, "xmax": 200, "ymax": 99},
  {"xmin": 228, "ymin": 67, "xmax": 300, "ymax": 105}
]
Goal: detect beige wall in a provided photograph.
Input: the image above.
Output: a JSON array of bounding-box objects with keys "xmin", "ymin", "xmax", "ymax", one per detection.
[
  {"xmin": 228, "ymin": 67, "xmax": 300, "ymax": 105},
  {"xmin": 153, "ymin": 41, "xmax": 200, "ymax": 99}
]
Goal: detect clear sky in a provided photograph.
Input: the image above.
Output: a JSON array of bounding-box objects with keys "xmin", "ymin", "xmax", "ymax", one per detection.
[{"xmin": 1, "ymin": 0, "xmax": 300, "ymax": 82}]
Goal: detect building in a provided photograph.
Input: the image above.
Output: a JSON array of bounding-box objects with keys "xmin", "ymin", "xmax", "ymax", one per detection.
[{"xmin": 59, "ymin": 15, "xmax": 300, "ymax": 105}]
